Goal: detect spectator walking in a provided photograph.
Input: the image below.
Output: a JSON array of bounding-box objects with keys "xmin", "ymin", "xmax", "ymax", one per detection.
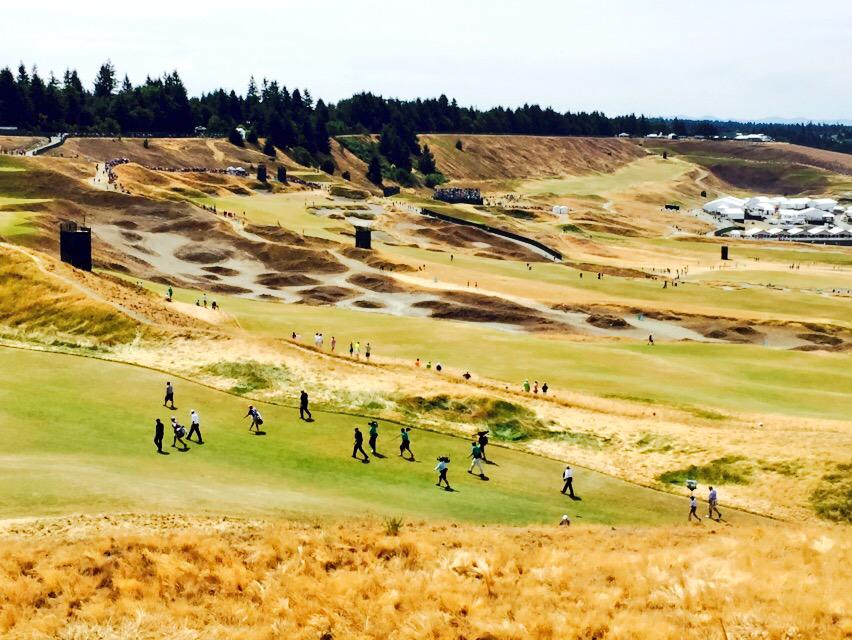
[
  {"xmin": 477, "ymin": 430, "xmax": 489, "ymax": 462},
  {"xmin": 368, "ymin": 420, "xmax": 379, "ymax": 454},
  {"xmin": 542, "ymin": 382, "xmax": 549, "ymax": 395},
  {"xmin": 399, "ymin": 428, "xmax": 414, "ymax": 460},
  {"xmin": 187, "ymin": 409, "xmax": 203, "ymax": 444},
  {"xmin": 164, "ymin": 381, "xmax": 175, "ymax": 410},
  {"xmin": 352, "ymin": 427, "xmax": 369, "ymax": 461},
  {"xmin": 365, "ymin": 342, "xmax": 371, "ymax": 361},
  {"xmin": 523, "ymin": 379, "xmax": 531, "ymax": 393},
  {"xmin": 561, "ymin": 465, "xmax": 575, "ymax": 498},
  {"xmin": 299, "ymin": 390, "xmax": 312, "ymax": 421},
  {"xmin": 153, "ymin": 418, "xmax": 165, "ymax": 454},
  {"xmin": 708, "ymin": 486, "xmax": 722, "ymax": 521},
  {"xmin": 435, "ymin": 456, "xmax": 451, "ymax": 489},
  {"xmin": 468, "ymin": 441, "xmax": 485, "ymax": 477}
]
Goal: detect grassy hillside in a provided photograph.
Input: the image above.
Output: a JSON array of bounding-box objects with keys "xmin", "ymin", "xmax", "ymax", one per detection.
[
  {"xmin": 2, "ymin": 517, "xmax": 847, "ymax": 640},
  {"xmin": 419, "ymin": 134, "xmax": 647, "ymax": 182},
  {"xmin": 0, "ymin": 346, "xmax": 702, "ymax": 525}
]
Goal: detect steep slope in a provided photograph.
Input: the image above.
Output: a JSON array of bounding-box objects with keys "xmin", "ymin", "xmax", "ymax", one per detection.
[{"xmin": 420, "ymin": 134, "xmax": 648, "ymax": 182}]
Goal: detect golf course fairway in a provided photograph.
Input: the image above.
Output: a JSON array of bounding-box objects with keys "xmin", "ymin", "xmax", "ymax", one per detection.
[{"xmin": 0, "ymin": 346, "xmax": 748, "ymax": 526}]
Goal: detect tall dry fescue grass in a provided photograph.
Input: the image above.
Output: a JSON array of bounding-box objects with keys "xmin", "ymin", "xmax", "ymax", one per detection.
[{"xmin": 0, "ymin": 516, "xmax": 848, "ymax": 639}]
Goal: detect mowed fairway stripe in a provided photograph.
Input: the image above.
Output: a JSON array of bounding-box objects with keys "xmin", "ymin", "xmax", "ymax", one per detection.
[{"xmin": 0, "ymin": 347, "xmax": 764, "ymax": 525}]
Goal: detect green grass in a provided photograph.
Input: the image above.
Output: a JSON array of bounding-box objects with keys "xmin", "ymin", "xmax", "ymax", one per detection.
[
  {"xmin": 515, "ymin": 156, "xmax": 691, "ymax": 196},
  {"xmin": 132, "ymin": 276, "xmax": 852, "ymax": 422},
  {"xmin": 199, "ymin": 360, "xmax": 291, "ymax": 395},
  {"xmin": 0, "ymin": 346, "xmax": 704, "ymax": 525},
  {"xmin": 658, "ymin": 456, "xmax": 754, "ymax": 486},
  {"xmin": 809, "ymin": 462, "xmax": 852, "ymax": 523}
]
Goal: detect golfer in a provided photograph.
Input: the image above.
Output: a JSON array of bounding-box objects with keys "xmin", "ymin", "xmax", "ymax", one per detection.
[
  {"xmin": 164, "ymin": 381, "xmax": 175, "ymax": 409},
  {"xmin": 187, "ymin": 409, "xmax": 203, "ymax": 444},
  {"xmin": 352, "ymin": 427, "xmax": 369, "ymax": 461},
  {"xmin": 561, "ymin": 465, "xmax": 575, "ymax": 498}
]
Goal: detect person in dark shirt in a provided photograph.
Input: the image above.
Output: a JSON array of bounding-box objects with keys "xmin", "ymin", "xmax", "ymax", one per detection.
[
  {"xmin": 153, "ymin": 418, "xmax": 165, "ymax": 453},
  {"xmin": 299, "ymin": 390, "xmax": 312, "ymax": 421},
  {"xmin": 352, "ymin": 427, "xmax": 369, "ymax": 461},
  {"xmin": 368, "ymin": 420, "xmax": 379, "ymax": 455}
]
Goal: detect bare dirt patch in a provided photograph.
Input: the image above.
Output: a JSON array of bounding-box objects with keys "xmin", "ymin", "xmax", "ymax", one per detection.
[
  {"xmin": 255, "ymin": 273, "xmax": 320, "ymax": 288},
  {"xmin": 346, "ymin": 273, "xmax": 412, "ymax": 294},
  {"xmin": 298, "ymin": 286, "xmax": 358, "ymax": 305}
]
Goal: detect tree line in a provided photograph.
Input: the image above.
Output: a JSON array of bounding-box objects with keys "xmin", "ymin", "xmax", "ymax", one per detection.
[{"xmin": 2, "ymin": 61, "xmax": 850, "ymax": 163}]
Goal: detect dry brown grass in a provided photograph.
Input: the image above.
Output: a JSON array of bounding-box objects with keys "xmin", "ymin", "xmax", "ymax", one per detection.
[
  {"xmin": 420, "ymin": 134, "xmax": 647, "ymax": 182},
  {"xmin": 0, "ymin": 515, "xmax": 848, "ymax": 639}
]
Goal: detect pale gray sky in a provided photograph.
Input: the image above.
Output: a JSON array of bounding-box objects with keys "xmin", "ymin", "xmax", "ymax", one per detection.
[{"xmin": 3, "ymin": 0, "xmax": 851, "ymax": 121}]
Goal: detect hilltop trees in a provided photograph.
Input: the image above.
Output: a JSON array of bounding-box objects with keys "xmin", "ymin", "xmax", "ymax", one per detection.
[
  {"xmin": 418, "ymin": 144, "xmax": 436, "ymax": 174},
  {"xmin": 0, "ymin": 61, "xmax": 850, "ymax": 155}
]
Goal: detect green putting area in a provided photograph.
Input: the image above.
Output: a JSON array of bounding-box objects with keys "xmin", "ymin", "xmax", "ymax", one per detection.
[{"xmin": 0, "ymin": 346, "xmax": 734, "ymax": 525}]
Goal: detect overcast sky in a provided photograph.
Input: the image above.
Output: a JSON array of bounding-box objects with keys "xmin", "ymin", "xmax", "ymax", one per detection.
[{"xmin": 2, "ymin": 0, "xmax": 850, "ymax": 122}]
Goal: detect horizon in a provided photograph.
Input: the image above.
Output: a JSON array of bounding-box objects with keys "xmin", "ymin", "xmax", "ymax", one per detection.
[{"xmin": 2, "ymin": 0, "xmax": 850, "ymax": 123}]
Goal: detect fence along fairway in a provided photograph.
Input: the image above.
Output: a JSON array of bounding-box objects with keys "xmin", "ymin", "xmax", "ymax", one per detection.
[{"xmin": 0, "ymin": 345, "xmax": 751, "ymax": 525}]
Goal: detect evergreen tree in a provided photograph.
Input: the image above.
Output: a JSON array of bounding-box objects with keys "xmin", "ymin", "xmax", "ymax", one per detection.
[
  {"xmin": 93, "ymin": 60, "xmax": 116, "ymax": 98},
  {"xmin": 228, "ymin": 127, "xmax": 244, "ymax": 146},
  {"xmin": 263, "ymin": 138, "xmax": 276, "ymax": 156},
  {"xmin": 417, "ymin": 143, "xmax": 436, "ymax": 174},
  {"xmin": 366, "ymin": 154, "xmax": 383, "ymax": 185}
]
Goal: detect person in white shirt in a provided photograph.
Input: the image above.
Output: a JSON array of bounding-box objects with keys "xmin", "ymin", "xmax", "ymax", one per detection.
[
  {"xmin": 688, "ymin": 494, "xmax": 701, "ymax": 522},
  {"xmin": 561, "ymin": 465, "xmax": 575, "ymax": 498},
  {"xmin": 559, "ymin": 514, "xmax": 570, "ymax": 526},
  {"xmin": 707, "ymin": 486, "xmax": 721, "ymax": 521},
  {"xmin": 435, "ymin": 456, "xmax": 451, "ymax": 490},
  {"xmin": 170, "ymin": 417, "xmax": 188, "ymax": 450},
  {"xmin": 187, "ymin": 409, "xmax": 203, "ymax": 444}
]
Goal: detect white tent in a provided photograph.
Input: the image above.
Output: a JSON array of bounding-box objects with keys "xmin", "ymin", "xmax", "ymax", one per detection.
[
  {"xmin": 768, "ymin": 196, "xmax": 790, "ymax": 207},
  {"xmin": 785, "ymin": 227, "xmax": 803, "ymax": 236},
  {"xmin": 718, "ymin": 206, "xmax": 745, "ymax": 221},
  {"xmin": 744, "ymin": 228, "xmax": 765, "ymax": 237},
  {"xmin": 778, "ymin": 210, "xmax": 805, "ymax": 224},
  {"xmin": 800, "ymin": 207, "xmax": 831, "ymax": 223},
  {"xmin": 807, "ymin": 226, "xmax": 827, "ymax": 236},
  {"xmin": 744, "ymin": 196, "xmax": 771, "ymax": 210},
  {"xmin": 809, "ymin": 198, "xmax": 837, "ymax": 211},
  {"xmin": 786, "ymin": 198, "xmax": 810, "ymax": 210},
  {"xmin": 704, "ymin": 196, "xmax": 746, "ymax": 214}
]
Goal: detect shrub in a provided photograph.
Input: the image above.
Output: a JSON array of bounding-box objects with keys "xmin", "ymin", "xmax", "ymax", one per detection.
[
  {"xmin": 228, "ymin": 128, "xmax": 244, "ymax": 147},
  {"xmin": 810, "ymin": 462, "xmax": 852, "ymax": 523},
  {"xmin": 455, "ymin": 139, "xmax": 463, "ymax": 151},
  {"xmin": 424, "ymin": 172, "xmax": 447, "ymax": 188},
  {"xmin": 384, "ymin": 516, "xmax": 404, "ymax": 536},
  {"xmin": 320, "ymin": 158, "xmax": 335, "ymax": 175},
  {"xmin": 263, "ymin": 139, "xmax": 276, "ymax": 157},
  {"xmin": 658, "ymin": 456, "xmax": 753, "ymax": 486},
  {"xmin": 341, "ymin": 170, "xmax": 351, "ymax": 181},
  {"xmin": 246, "ymin": 129, "xmax": 259, "ymax": 145}
]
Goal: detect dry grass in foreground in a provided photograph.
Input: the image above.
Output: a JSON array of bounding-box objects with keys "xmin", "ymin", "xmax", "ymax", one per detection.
[{"xmin": 0, "ymin": 516, "xmax": 849, "ymax": 639}]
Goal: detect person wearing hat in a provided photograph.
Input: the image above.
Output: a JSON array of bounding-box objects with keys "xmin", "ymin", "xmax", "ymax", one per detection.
[
  {"xmin": 187, "ymin": 409, "xmax": 203, "ymax": 444},
  {"xmin": 559, "ymin": 514, "xmax": 571, "ymax": 526},
  {"xmin": 170, "ymin": 417, "xmax": 188, "ymax": 450}
]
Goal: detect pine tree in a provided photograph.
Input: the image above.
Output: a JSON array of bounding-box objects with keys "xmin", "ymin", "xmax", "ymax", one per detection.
[
  {"xmin": 367, "ymin": 154, "xmax": 383, "ymax": 185},
  {"xmin": 263, "ymin": 138, "xmax": 276, "ymax": 156},
  {"xmin": 93, "ymin": 60, "xmax": 116, "ymax": 98},
  {"xmin": 418, "ymin": 144, "xmax": 436, "ymax": 174},
  {"xmin": 228, "ymin": 127, "xmax": 244, "ymax": 147}
]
